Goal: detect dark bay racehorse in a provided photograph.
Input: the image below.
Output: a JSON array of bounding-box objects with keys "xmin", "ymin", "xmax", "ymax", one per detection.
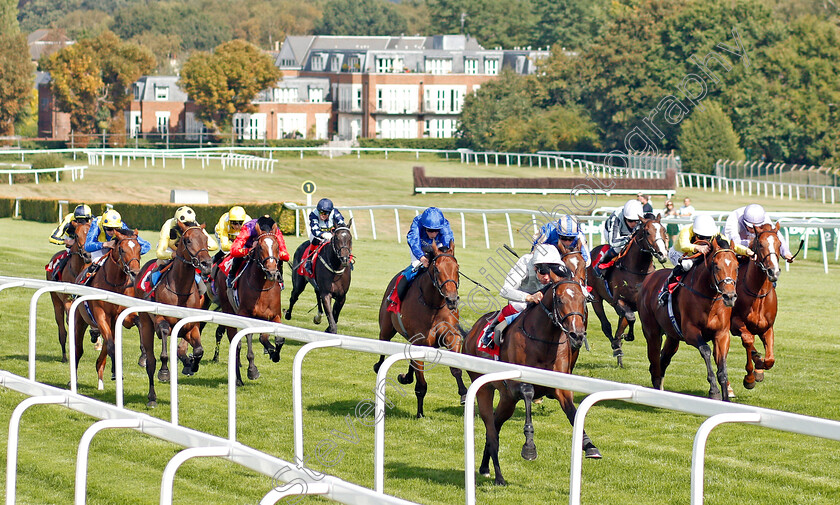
[
  {"xmin": 731, "ymin": 223, "xmax": 781, "ymax": 389},
  {"xmin": 135, "ymin": 223, "xmax": 212, "ymax": 407},
  {"xmin": 47, "ymin": 222, "xmax": 91, "ymax": 362},
  {"xmin": 463, "ymin": 277, "xmax": 599, "ymax": 486},
  {"xmin": 638, "ymin": 236, "xmax": 739, "ymax": 401},
  {"xmin": 373, "ymin": 241, "xmax": 467, "ymax": 418},
  {"xmin": 586, "ymin": 217, "xmax": 668, "ymax": 366},
  {"xmin": 213, "ymin": 231, "xmax": 285, "ymax": 386},
  {"xmin": 72, "ymin": 230, "xmax": 142, "ymax": 390},
  {"xmin": 285, "ymin": 222, "xmax": 353, "ymax": 334}
]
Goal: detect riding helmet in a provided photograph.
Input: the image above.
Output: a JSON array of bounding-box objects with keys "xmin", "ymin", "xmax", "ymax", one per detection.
[
  {"xmin": 229, "ymin": 206, "xmax": 247, "ymax": 222},
  {"xmin": 175, "ymin": 206, "xmax": 196, "ymax": 224},
  {"xmin": 316, "ymin": 198, "xmax": 334, "ymax": 214},
  {"xmin": 742, "ymin": 204, "xmax": 766, "ymax": 226},
  {"xmin": 419, "ymin": 207, "xmax": 446, "ymax": 231},
  {"xmin": 102, "ymin": 209, "xmax": 122, "ymax": 229},
  {"xmin": 692, "ymin": 214, "xmax": 718, "ymax": 238},
  {"xmin": 73, "ymin": 204, "xmax": 92, "ymax": 220},
  {"xmin": 533, "ymin": 244, "xmax": 563, "ymax": 265},
  {"xmin": 622, "ymin": 200, "xmax": 644, "ymax": 221},
  {"xmin": 555, "ymin": 215, "xmax": 580, "ymax": 237}
]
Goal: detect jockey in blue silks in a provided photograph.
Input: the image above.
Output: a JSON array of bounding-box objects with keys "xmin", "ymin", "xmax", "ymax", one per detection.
[
  {"xmin": 532, "ymin": 215, "xmax": 591, "ymax": 266},
  {"xmin": 390, "ymin": 207, "xmax": 454, "ymax": 305}
]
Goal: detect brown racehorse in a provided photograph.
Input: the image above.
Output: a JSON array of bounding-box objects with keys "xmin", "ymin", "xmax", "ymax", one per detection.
[
  {"xmin": 373, "ymin": 241, "xmax": 467, "ymax": 418},
  {"xmin": 586, "ymin": 217, "xmax": 669, "ymax": 366},
  {"xmin": 213, "ymin": 231, "xmax": 285, "ymax": 386},
  {"xmin": 285, "ymin": 222, "xmax": 353, "ymax": 334},
  {"xmin": 731, "ymin": 223, "xmax": 781, "ymax": 389},
  {"xmin": 463, "ymin": 278, "xmax": 599, "ymax": 486},
  {"xmin": 135, "ymin": 222, "xmax": 213, "ymax": 407},
  {"xmin": 47, "ymin": 222, "xmax": 91, "ymax": 362},
  {"xmin": 71, "ymin": 230, "xmax": 142, "ymax": 390},
  {"xmin": 638, "ymin": 236, "xmax": 739, "ymax": 401}
]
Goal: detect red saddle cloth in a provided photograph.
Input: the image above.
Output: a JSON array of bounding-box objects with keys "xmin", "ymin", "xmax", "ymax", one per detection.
[
  {"xmin": 386, "ymin": 274, "xmax": 404, "ymax": 314},
  {"xmin": 45, "ymin": 251, "xmax": 68, "ymax": 280},
  {"xmin": 137, "ymin": 262, "xmax": 157, "ymax": 297},
  {"xmin": 296, "ymin": 242, "xmax": 327, "ymax": 279},
  {"xmin": 592, "ymin": 244, "xmax": 615, "ymax": 269}
]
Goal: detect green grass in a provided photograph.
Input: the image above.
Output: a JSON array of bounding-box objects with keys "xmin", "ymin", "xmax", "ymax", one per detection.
[{"xmin": 0, "ymin": 156, "xmax": 839, "ymax": 504}]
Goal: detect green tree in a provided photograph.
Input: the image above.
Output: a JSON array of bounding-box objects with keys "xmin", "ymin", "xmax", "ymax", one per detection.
[
  {"xmin": 678, "ymin": 101, "xmax": 743, "ymax": 174},
  {"xmin": 41, "ymin": 30, "xmax": 155, "ymax": 134},
  {"xmin": 0, "ymin": 0, "xmax": 33, "ymax": 136},
  {"xmin": 179, "ymin": 39, "xmax": 281, "ymax": 132},
  {"xmin": 495, "ymin": 105, "xmax": 601, "ymax": 153},
  {"xmin": 315, "ymin": 0, "xmax": 407, "ymax": 36},
  {"xmin": 427, "ymin": 0, "xmax": 539, "ymax": 48},
  {"xmin": 532, "ymin": 0, "xmax": 610, "ymax": 51}
]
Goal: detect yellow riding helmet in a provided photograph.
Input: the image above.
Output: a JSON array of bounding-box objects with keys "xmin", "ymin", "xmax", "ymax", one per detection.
[
  {"xmin": 102, "ymin": 210, "xmax": 122, "ymax": 229},
  {"xmin": 174, "ymin": 206, "xmax": 196, "ymax": 224},
  {"xmin": 229, "ymin": 206, "xmax": 247, "ymax": 222}
]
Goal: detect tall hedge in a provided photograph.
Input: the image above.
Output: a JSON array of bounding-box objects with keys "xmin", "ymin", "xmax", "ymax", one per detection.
[{"xmin": 677, "ymin": 101, "xmax": 744, "ymax": 175}]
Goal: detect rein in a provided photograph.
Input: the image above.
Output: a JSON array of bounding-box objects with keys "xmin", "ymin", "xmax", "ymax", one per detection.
[
  {"xmin": 418, "ymin": 252, "xmax": 459, "ymax": 310},
  {"xmin": 613, "ymin": 224, "xmax": 662, "ymax": 276},
  {"xmin": 678, "ymin": 247, "xmax": 737, "ymax": 301},
  {"xmin": 520, "ymin": 280, "xmax": 586, "ymax": 345}
]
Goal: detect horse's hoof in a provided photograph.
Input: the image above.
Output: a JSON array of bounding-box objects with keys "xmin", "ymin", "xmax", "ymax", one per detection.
[
  {"xmin": 727, "ymin": 384, "xmax": 736, "ymax": 398},
  {"xmin": 617, "ymin": 355, "xmax": 624, "ymax": 369},
  {"xmin": 480, "ymin": 470, "xmax": 490, "ymax": 478},
  {"xmin": 521, "ymin": 443, "xmax": 537, "ymax": 461},
  {"xmin": 158, "ymin": 369, "xmax": 170, "ymax": 382},
  {"xmin": 460, "ymin": 394, "xmax": 466, "ymax": 406},
  {"xmin": 182, "ymin": 365, "xmax": 194, "ymax": 376},
  {"xmin": 397, "ymin": 373, "xmax": 412, "ymax": 385},
  {"xmin": 709, "ymin": 391, "xmax": 722, "ymax": 401},
  {"xmin": 326, "ymin": 327, "xmax": 336, "ymax": 334},
  {"xmin": 61, "ymin": 356, "xmax": 68, "ymax": 364},
  {"xmin": 147, "ymin": 400, "xmax": 157, "ymax": 408},
  {"xmin": 211, "ymin": 356, "xmax": 219, "ymax": 363},
  {"xmin": 612, "ymin": 347, "xmax": 623, "ymax": 358},
  {"xmin": 743, "ymin": 377, "xmax": 756, "ymax": 390},
  {"xmin": 284, "ymin": 311, "xmax": 292, "ymax": 320},
  {"xmin": 584, "ymin": 447, "xmax": 603, "ymax": 459},
  {"xmin": 138, "ymin": 354, "xmax": 146, "ymax": 367},
  {"xmin": 494, "ymin": 477, "xmax": 507, "ymax": 486},
  {"xmin": 236, "ymin": 378, "xmax": 244, "ymax": 387},
  {"xmin": 624, "ymin": 333, "xmax": 634, "ymax": 342},
  {"xmin": 416, "ymin": 412, "xmax": 425, "ymax": 419},
  {"xmin": 754, "ymin": 370, "xmax": 765, "ymax": 382},
  {"xmin": 111, "ymin": 372, "xmax": 116, "ymax": 381},
  {"xmin": 247, "ymin": 366, "xmax": 260, "ymax": 381},
  {"xmin": 373, "ymin": 362, "xmax": 381, "ymax": 373},
  {"xmin": 191, "ymin": 361, "xmax": 200, "ymax": 375},
  {"xmin": 313, "ymin": 314, "xmax": 322, "ymax": 325}
]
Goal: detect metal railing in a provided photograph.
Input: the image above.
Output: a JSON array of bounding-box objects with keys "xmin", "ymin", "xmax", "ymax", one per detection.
[
  {"xmin": 679, "ymin": 170, "xmax": 840, "ymax": 204},
  {"xmin": 0, "ymin": 165, "xmax": 87, "ymax": 184}
]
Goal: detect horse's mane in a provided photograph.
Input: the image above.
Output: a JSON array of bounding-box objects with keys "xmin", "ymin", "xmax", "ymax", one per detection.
[
  {"xmin": 115, "ymin": 229, "xmax": 137, "ymax": 239},
  {"xmin": 713, "ymin": 235, "xmax": 731, "ymax": 249}
]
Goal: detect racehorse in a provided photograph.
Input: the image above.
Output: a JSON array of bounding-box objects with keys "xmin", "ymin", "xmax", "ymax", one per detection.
[
  {"xmin": 71, "ymin": 230, "xmax": 142, "ymax": 390},
  {"xmin": 285, "ymin": 222, "xmax": 354, "ymax": 334},
  {"xmin": 638, "ymin": 236, "xmax": 739, "ymax": 401},
  {"xmin": 586, "ymin": 217, "xmax": 668, "ymax": 366},
  {"xmin": 135, "ymin": 222, "xmax": 213, "ymax": 407},
  {"xmin": 463, "ymin": 277, "xmax": 600, "ymax": 485},
  {"xmin": 731, "ymin": 223, "xmax": 781, "ymax": 389},
  {"xmin": 373, "ymin": 241, "xmax": 467, "ymax": 418},
  {"xmin": 213, "ymin": 231, "xmax": 285, "ymax": 386},
  {"xmin": 47, "ymin": 221, "xmax": 91, "ymax": 362}
]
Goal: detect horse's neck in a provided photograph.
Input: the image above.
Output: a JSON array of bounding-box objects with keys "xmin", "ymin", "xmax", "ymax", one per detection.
[
  {"xmin": 168, "ymin": 257, "xmax": 196, "ymax": 289},
  {"xmin": 67, "ymin": 251, "xmax": 85, "ymax": 274},
  {"xmin": 621, "ymin": 243, "xmax": 652, "ymax": 271},
  {"xmin": 743, "ymin": 258, "xmax": 771, "ymax": 293},
  {"xmin": 686, "ymin": 259, "xmax": 717, "ymax": 297},
  {"xmin": 413, "ymin": 270, "xmax": 443, "ymax": 304},
  {"xmin": 99, "ymin": 254, "xmax": 127, "ymax": 288}
]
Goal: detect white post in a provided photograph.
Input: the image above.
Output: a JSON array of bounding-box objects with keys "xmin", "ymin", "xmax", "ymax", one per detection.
[
  {"xmin": 114, "ymin": 306, "xmax": 157, "ymax": 408},
  {"xmin": 505, "ymin": 213, "xmax": 514, "ymax": 248},
  {"xmin": 160, "ymin": 446, "xmax": 231, "ymax": 505},
  {"xmin": 228, "ymin": 327, "xmax": 279, "ymax": 441},
  {"xmin": 293, "ymin": 339, "xmax": 342, "ymax": 462},
  {"xmin": 482, "ymin": 213, "xmax": 490, "ymax": 249},
  {"xmin": 369, "ymin": 209, "xmax": 377, "ymax": 240},
  {"xmin": 259, "ymin": 482, "xmax": 330, "ymax": 505},
  {"xmin": 394, "ymin": 209, "xmax": 401, "ymax": 244},
  {"xmin": 460, "ymin": 212, "xmax": 467, "ymax": 249},
  {"xmin": 75, "ymin": 419, "xmax": 142, "ymax": 505},
  {"xmin": 27, "ymin": 285, "xmax": 55, "ymax": 380},
  {"xmin": 691, "ymin": 413, "xmax": 761, "ymax": 504},
  {"xmin": 168, "ymin": 315, "xmax": 213, "ymax": 425}
]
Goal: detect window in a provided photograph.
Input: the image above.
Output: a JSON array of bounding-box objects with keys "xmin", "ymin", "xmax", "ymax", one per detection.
[
  {"xmin": 277, "ymin": 114, "xmax": 307, "ymax": 139},
  {"xmin": 185, "ymin": 112, "xmax": 207, "ymax": 140},
  {"xmin": 155, "ymin": 111, "xmax": 170, "ymax": 134},
  {"xmin": 375, "ymin": 57, "xmax": 403, "ymax": 73},
  {"xmin": 154, "ymin": 85, "xmax": 169, "ymax": 101},
  {"xmin": 133, "ymin": 84, "xmax": 142, "ymax": 101},
  {"xmin": 274, "ymin": 87, "xmax": 298, "ymax": 103},
  {"xmin": 464, "ymin": 58, "xmax": 478, "ymax": 75},
  {"xmin": 375, "ymin": 86, "xmax": 417, "ymax": 113},
  {"xmin": 347, "ymin": 56, "xmax": 361, "ymax": 72},
  {"xmin": 233, "ymin": 113, "xmax": 266, "ymax": 140},
  {"xmin": 308, "ymin": 87, "xmax": 324, "ymax": 103},
  {"xmin": 424, "ymin": 119, "xmax": 458, "ymax": 138},
  {"xmin": 354, "ymin": 87, "xmax": 362, "ymax": 110},
  {"xmin": 128, "ymin": 111, "xmax": 141, "ymax": 138},
  {"xmin": 426, "ymin": 58, "xmax": 452, "ymax": 75},
  {"xmin": 484, "ymin": 58, "xmax": 499, "ymax": 75},
  {"xmin": 376, "ymin": 118, "xmax": 417, "ymax": 139},
  {"xmin": 311, "ymin": 53, "xmax": 325, "ymax": 71},
  {"xmin": 330, "ymin": 55, "xmax": 341, "ymax": 72},
  {"xmin": 423, "ymin": 86, "xmax": 467, "ymax": 113}
]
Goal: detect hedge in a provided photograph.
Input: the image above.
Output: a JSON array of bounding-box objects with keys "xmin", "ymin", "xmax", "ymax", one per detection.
[
  {"xmin": 2, "ymin": 198, "xmax": 300, "ymax": 235},
  {"xmin": 357, "ymin": 138, "xmax": 457, "ymax": 151}
]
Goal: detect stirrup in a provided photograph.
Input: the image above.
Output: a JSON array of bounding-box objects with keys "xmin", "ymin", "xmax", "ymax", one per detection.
[{"xmin": 657, "ymin": 289, "xmax": 668, "ymax": 307}]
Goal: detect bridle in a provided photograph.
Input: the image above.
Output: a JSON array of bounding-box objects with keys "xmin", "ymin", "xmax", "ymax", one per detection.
[
  {"xmin": 331, "ymin": 226, "xmax": 353, "ymax": 266},
  {"xmin": 176, "ymin": 226, "xmax": 210, "ymax": 270},
  {"xmin": 102, "ymin": 235, "xmax": 141, "ymax": 288},
  {"xmin": 251, "ymin": 233, "xmax": 284, "ymax": 282},
  {"xmin": 522, "ymin": 280, "xmax": 587, "ymax": 347},
  {"xmin": 631, "ymin": 221, "xmax": 667, "ymax": 260},
  {"xmin": 428, "ymin": 252, "xmax": 459, "ymax": 298},
  {"xmin": 706, "ymin": 246, "xmax": 738, "ymax": 296},
  {"xmin": 750, "ymin": 229, "xmax": 781, "ymax": 279}
]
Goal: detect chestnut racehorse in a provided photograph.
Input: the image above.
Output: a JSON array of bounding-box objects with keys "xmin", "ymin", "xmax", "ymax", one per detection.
[
  {"xmin": 373, "ymin": 241, "xmax": 467, "ymax": 418},
  {"xmin": 731, "ymin": 223, "xmax": 782, "ymax": 389},
  {"xmin": 213, "ymin": 231, "xmax": 285, "ymax": 386},
  {"xmin": 638, "ymin": 236, "xmax": 739, "ymax": 401},
  {"xmin": 586, "ymin": 217, "xmax": 668, "ymax": 366},
  {"xmin": 463, "ymin": 277, "xmax": 599, "ymax": 486},
  {"xmin": 135, "ymin": 222, "xmax": 213, "ymax": 407},
  {"xmin": 47, "ymin": 221, "xmax": 91, "ymax": 362},
  {"xmin": 286, "ymin": 222, "xmax": 353, "ymax": 334},
  {"xmin": 72, "ymin": 230, "xmax": 142, "ymax": 390}
]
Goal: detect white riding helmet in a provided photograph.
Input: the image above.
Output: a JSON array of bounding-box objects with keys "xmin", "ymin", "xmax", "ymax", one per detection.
[
  {"xmin": 622, "ymin": 199, "xmax": 644, "ymax": 221},
  {"xmin": 533, "ymin": 244, "xmax": 563, "ymax": 265},
  {"xmin": 742, "ymin": 204, "xmax": 766, "ymax": 226},
  {"xmin": 692, "ymin": 214, "xmax": 718, "ymax": 238}
]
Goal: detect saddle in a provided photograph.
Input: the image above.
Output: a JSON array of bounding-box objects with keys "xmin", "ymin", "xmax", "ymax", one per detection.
[
  {"xmin": 296, "ymin": 241, "xmax": 328, "ymax": 279},
  {"xmin": 45, "ymin": 251, "xmax": 69, "ymax": 281},
  {"xmin": 220, "ymin": 255, "xmax": 250, "ymax": 289}
]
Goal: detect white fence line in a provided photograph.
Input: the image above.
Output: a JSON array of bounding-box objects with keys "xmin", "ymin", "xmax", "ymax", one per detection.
[
  {"xmin": 679, "ymin": 170, "xmax": 840, "ymax": 204},
  {"xmin": 3, "ymin": 276, "xmax": 840, "ymax": 505},
  {"xmin": 0, "ymin": 165, "xmax": 86, "ymax": 185}
]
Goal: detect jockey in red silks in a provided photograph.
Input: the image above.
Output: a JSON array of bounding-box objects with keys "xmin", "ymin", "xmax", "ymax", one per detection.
[{"xmin": 224, "ymin": 215, "xmax": 290, "ymax": 283}]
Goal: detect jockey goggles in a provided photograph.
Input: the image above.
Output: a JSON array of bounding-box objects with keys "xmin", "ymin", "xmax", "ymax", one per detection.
[{"xmin": 536, "ymin": 263, "xmax": 565, "ymax": 276}]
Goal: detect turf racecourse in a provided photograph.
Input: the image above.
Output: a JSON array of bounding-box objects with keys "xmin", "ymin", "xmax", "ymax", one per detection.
[{"xmin": 0, "ymin": 156, "xmax": 838, "ymax": 504}]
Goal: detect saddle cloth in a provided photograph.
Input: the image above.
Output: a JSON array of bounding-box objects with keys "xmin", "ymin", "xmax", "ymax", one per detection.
[
  {"xmin": 296, "ymin": 242, "xmax": 328, "ymax": 279},
  {"xmin": 45, "ymin": 251, "xmax": 69, "ymax": 280}
]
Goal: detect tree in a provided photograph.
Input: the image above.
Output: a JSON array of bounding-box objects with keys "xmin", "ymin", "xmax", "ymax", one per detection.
[
  {"xmin": 678, "ymin": 101, "xmax": 743, "ymax": 174},
  {"xmin": 179, "ymin": 39, "xmax": 281, "ymax": 132},
  {"xmin": 315, "ymin": 0, "xmax": 407, "ymax": 36},
  {"xmin": 495, "ymin": 105, "xmax": 600, "ymax": 153},
  {"xmin": 41, "ymin": 30, "xmax": 155, "ymax": 134},
  {"xmin": 0, "ymin": 0, "xmax": 33, "ymax": 136},
  {"xmin": 427, "ymin": 0, "xmax": 540, "ymax": 49}
]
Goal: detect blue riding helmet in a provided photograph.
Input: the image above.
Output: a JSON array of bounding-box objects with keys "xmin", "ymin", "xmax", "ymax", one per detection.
[
  {"xmin": 316, "ymin": 198, "xmax": 334, "ymax": 214},
  {"xmin": 419, "ymin": 207, "xmax": 446, "ymax": 231},
  {"xmin": 555, "ymin": 215, "xmax": 580, "ymax": 237}
]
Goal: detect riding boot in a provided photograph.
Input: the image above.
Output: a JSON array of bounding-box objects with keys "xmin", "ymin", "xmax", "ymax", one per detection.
[
  {"xmin": 395, "ymin": 275, "xmax": 410, "ymax": 301},
  {"xmin": 593, "ymin": 249, "xmax": 616, "ymax": 279},
  {"xmin": 228, "ymin": 257, "xmax": 243, "ymax": 287},
  {"xmin": 305, "ymin": 258, "xmax": 313, "ymax": 275},
  {"xmin": 54, "ymin": 252, "xmax": 71, "ymax": 281},
  {"xmin": 493, "ymin": 319, "xmax": 509, "ymax": 347},
  {"xmin": 658, "ymin": 265, "xmax": 685, "ymax": 306},
  {"xmin": 480, "ymin": 318, "xmax": 501, "ymax": 348}
]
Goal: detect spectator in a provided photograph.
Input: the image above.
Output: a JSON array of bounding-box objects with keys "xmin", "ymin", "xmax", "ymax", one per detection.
[
  {"xmin": 661, "ymin": 199, "xmax": 679, "ymax": 246},
  {"xmin": 637, "ymin": 193, "xmax": 654, "ymax": 215},
  {"xmin": 679, "ymin": 197, "xmax": 695, "ymax": 218}
]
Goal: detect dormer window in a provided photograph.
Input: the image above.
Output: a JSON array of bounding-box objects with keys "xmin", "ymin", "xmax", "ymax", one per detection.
[
  {"xmin": 311, "ymin": 53, "xmax": 326, "ymax": 71},
  {"xmin": 154, "ymin": 85, "xmax": 169, "ymax": 101}
]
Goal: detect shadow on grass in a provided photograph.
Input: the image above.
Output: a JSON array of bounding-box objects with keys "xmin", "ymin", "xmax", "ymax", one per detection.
[
  {"xmin": 385, "ymin": 461, "xmax": 465, "ymax": 488},
  {"xmin": 306, "ymin": 399, "xmax": 418, "ymax": 419}
]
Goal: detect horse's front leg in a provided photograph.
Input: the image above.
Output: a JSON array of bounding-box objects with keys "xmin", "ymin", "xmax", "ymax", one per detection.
[
  {"xmin": 246, "ymin": 333, "xmax": 259, "ymax": 380},
  {"xmin": 321, "ymin": 292, "xmax": 337, "ymax": 333},
  {"xmin": 555, "ymin": 387, "xmax": 601, "ymax": 458},
  {"xmin": 734, "ymin": 320, "xmax": 758, "ymax": 389},
  {"xmin": 313, "ymin": 288, "xmax": 325, "ymax": 325},
  {"xmin": 155, "ymin": 317, "xmax": 171, "ymax": 382},
  {"xmin": 185, "ymin": 325, "xmax": 204, "ymax": 375},
  {"xmin": 697, "ymin": 340, "xmax": 723, "ymax": 400},
  {"xmin": 412, "ymin": 362, "xmax": 426, "ymax": 418},
  {"xmin": 259, "ymin": 316, "xmax": 284, "ymax": 363},
  {"xmin": 177, "ymin": 334, "xmax": 194, "ymax": 377},
  {"xmin": 756, "ymin": 326, "xmax": 776, "ymax": 374},
  {"xmin": 93, "ymin": 309, "xmax": 112, "ymax": 391},
  {"xmin": 713, "ymin": 331, "xmax": 731, "ymax": 402},
  {"xmin": 50, "ymin": 293, "xmax": 69, "ymax": 363},
  {"xmin": 212, "ymin": 325, "xmax": 225, "ymax": 362},
  {"xmin": 520, "ymin": 383, "xmax": 537, "ymax": 460}
]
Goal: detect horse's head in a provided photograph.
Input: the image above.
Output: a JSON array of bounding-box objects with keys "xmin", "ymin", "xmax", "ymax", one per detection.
[
  {"xmin": 111, "ymin": 229, "xmax": 142, "ymax": 279},
  {"xmin": 253, "ymin": 232, "xmax": 283, "ymax": 283},
  {"xmin": 177, "ymin": 222, "xmax": 213, "ymax": 277},
  {"xmin": 427, "ymin": 241, "xmax": 460, "ymax": 311},
  {"xmin": 700, "ymin": 236, "xmax": 739, "ymax": 307},
  {"xmin": 556, "ymin": 240, "xmax": 586, "ymax": 285},
  {"xmin": 332, "ymin": 221, "xmax": 353, "ymax": 267},
  {"xmin": 750, "ymin": 222, "xmax": 782, "ymax": 283},
  {"xmin": 636, "ymin": 216, "xmax": 669, "ymax": 264},
  {"xmin": 549, "ymin": 280, "xmax": 587, "ymax": 350},
  {"xmin": 73, "ymin": 222, "xmax": 92, "ymax": 263}
]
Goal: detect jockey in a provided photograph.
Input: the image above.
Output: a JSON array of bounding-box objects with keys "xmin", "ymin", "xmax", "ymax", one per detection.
[
  {"xmin": 592, "ymin": 199, "xmax": 645, "ymax": 278},
  {"xmin": 226, "ymin": 215, "xmax": 290, "ymax": 283},
  {"xmin": 83, "ymin": 209, "xmax": 151, "ymax": 273},
  {"xmin": 724, "ymin": 204, "xmax": 794, "ymax": 262},
  {"xmin": 478, "ymin": 245, "xmax": 569, "ymax": 351},
  {"xmin": 48, "ymin": 204, "xmax": 93, "ymax": 280},
  {"xmin": 303, "ymin": 198, "xmax": 346, "ymax": 274},
  {"xmin": 156, "ymin": 206, "xmax": 219, "ymax": 266},
  {"xmin": 532, "ymin": 214, "xmax": 591, "ymax": 266},
  {"xmin": 214, "ymin": 205, "xmax": 251, "ymax": 263},
  {"xmin": 657, "ymin": 214, "xmax": 751, "ymax": 306},
  {"xmin": 390, "ymin": 207, "xmax": 454, "ymax": 305}
]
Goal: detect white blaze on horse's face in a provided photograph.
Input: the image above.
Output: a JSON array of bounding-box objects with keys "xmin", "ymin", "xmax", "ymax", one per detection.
[
  {"xmin": 128, "ymin": 241, "xmax": 136, "ymax": 249},
  {"xmin": 652, "ymin": 222, "xmax": 668, "ymax": 257},
  {"xmin": 566, "ymin": 255, "xmax": 580, "ymax": 273},
  {"xmin": 265, "ymin": 236, "xmax": 277, "ymax": 258},
  {"xmin": 565, "ymin": 288, "xmax": 575, "ymax": 297},
  {"xmin": 766, "ymin": 235, "xmax": 780, "ymax": 274}
]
